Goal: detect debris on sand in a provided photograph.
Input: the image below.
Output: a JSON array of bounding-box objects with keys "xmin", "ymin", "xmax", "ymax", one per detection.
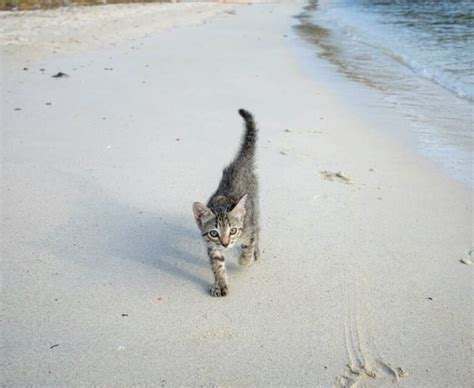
[
  {"xmin": 319, "ymin": 170, "xmax": 352, "ymax": 184},
  {"xmin": 49, "ymin": 344, "xmax": 59, "ymax": 349},
  {"xmin": 283, "ymin": 128, "xmax": 291, "ymax": 133},
  {"xmin": 280, "ymin": 150, "xmax": 288, "ymax": 156},
  {"xmin": 52, "ymin": 72, "xmax": 69, "ymax": 78},
  {"xmin": 460, "ymin": 251, "xmax": 473, "ymax": 265}
]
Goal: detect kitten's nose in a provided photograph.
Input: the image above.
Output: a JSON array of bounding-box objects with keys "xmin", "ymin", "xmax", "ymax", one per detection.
[{"xmin": 221, "ymin": 238, "xmax": 230, "ymax": 248}]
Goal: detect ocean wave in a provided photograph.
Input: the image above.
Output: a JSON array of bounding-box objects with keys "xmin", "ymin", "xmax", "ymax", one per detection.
[
  {"xmin": 349, "ymin": 32, "xmax": 474, "ymax": 102},
  {"xmin": 308, "ymin": 0, "xmax": 474, "ymax": 103},
  {"xmin": 346, "ymin": 30, "xmax": 474, "ymax": 102}
]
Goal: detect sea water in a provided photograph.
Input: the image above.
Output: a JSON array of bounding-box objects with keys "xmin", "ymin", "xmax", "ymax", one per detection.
[{"xmin": 295, "ymin": 0, "xmax": 473, "ymax": 186}]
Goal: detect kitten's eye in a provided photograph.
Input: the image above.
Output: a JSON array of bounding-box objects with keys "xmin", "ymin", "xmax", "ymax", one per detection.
[
  {"xmin": 209, "ymin": 230, "xmax": 218, "ymax": 238},
  {"xmin": 229, "ymin": 227, "xmax": 237, "ymax": 235}
]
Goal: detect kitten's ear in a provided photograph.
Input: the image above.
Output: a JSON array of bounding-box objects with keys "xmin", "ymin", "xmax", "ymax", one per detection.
[
  {"xmin": 230, "ymin": 194, "xmax": 248, "ymax": 221},
  {"xmin": 193, "ymin": 202, "xmax": 212, "ymax": 227}
]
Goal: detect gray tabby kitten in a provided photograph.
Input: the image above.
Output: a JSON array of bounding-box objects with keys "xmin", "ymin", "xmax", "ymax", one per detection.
[{"xmin": 192, "ymin": 109, "xmax": 259, "ymax": 297}]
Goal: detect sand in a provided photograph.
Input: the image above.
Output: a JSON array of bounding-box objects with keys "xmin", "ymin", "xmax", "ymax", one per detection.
[
  {"xmin": 0, "ymin": 1, "xmax": 239, "ymax": 72},
  {"xmin": 1, "ymin": 1, "xmax": 472, "ymax": 386}
]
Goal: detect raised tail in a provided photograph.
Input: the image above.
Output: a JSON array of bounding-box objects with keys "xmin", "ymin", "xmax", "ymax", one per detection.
[{"xmin": 237, "ymin": 108, "xmax": 257, "ymax": 160}]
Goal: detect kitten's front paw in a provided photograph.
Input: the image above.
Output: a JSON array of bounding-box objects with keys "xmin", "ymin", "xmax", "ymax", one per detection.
[{"xmin": 210, "ymin": 284, "xmax": 228, "ymax": 297}]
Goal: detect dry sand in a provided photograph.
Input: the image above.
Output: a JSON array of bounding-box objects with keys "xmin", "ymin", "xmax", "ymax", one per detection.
[
  {"xmin": 1, "ymin": 1, "xmax": 472, "ymax": 386},
  {"xmin": 0, "ymin": 1, "xmax": 238, "ymax": 72}
]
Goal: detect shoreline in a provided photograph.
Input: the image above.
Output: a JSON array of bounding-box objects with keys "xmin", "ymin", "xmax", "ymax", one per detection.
[
  {"xmin": 2, "ymin": 1, "xmax": 472, "ymax": 386},
  {"xmin": 292, "ymin": 0, "xmax": 473, "ymax": 189}
]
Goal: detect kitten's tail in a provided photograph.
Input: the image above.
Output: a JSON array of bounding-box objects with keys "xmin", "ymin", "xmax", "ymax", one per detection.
[{"xmin": 237, "ymin": 108, "xmax": 257, "ymax": 160}]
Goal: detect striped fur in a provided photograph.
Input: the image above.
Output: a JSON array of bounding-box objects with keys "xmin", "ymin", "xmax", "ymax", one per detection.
[{"xmin": 193, "ymin": 109, "xmax": 260, "ymax": 297}]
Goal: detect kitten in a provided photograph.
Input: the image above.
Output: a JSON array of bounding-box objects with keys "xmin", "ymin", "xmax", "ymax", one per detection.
[{"xmin": 193, "ymin": 109, "xmax": 260, "ymax": 297}]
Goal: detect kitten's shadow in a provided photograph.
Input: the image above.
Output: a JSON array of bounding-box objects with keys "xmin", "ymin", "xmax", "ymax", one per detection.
[{"xmin": 53, "ymin": 180, "xmax": 212, "ymax": 294}]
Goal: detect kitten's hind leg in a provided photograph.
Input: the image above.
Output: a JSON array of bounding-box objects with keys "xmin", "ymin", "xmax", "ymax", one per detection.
[
  {"xmin": 239, "ymin": 232, "xmax": 258, "ymax": 266},
  {"xmin": 208, "ymin": 248, "xmax": 228, "ymax": 297},
  {"xmin": 253, "ymin": 229, "xmax": 260, "ymax": 261}
]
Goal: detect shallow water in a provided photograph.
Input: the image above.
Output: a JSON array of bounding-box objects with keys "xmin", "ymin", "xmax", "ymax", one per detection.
[{"xmin": 295, "ymin": 0, "xmax": 473, "ymax": 186}]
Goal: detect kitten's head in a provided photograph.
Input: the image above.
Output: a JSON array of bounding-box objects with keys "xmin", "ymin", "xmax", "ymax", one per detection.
[{"xmin": 192, "ymin": 194, "xmax": 247, "ymax": 250}]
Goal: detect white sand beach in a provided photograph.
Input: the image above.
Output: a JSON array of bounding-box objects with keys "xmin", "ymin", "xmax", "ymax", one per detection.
[
  {"xmin": 1, "ymin": 1, "xmax": 472, "ymax": 386},
  {"xmin": 0, "ymin": 1, "xmax": 239, "ymax": 72}
]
